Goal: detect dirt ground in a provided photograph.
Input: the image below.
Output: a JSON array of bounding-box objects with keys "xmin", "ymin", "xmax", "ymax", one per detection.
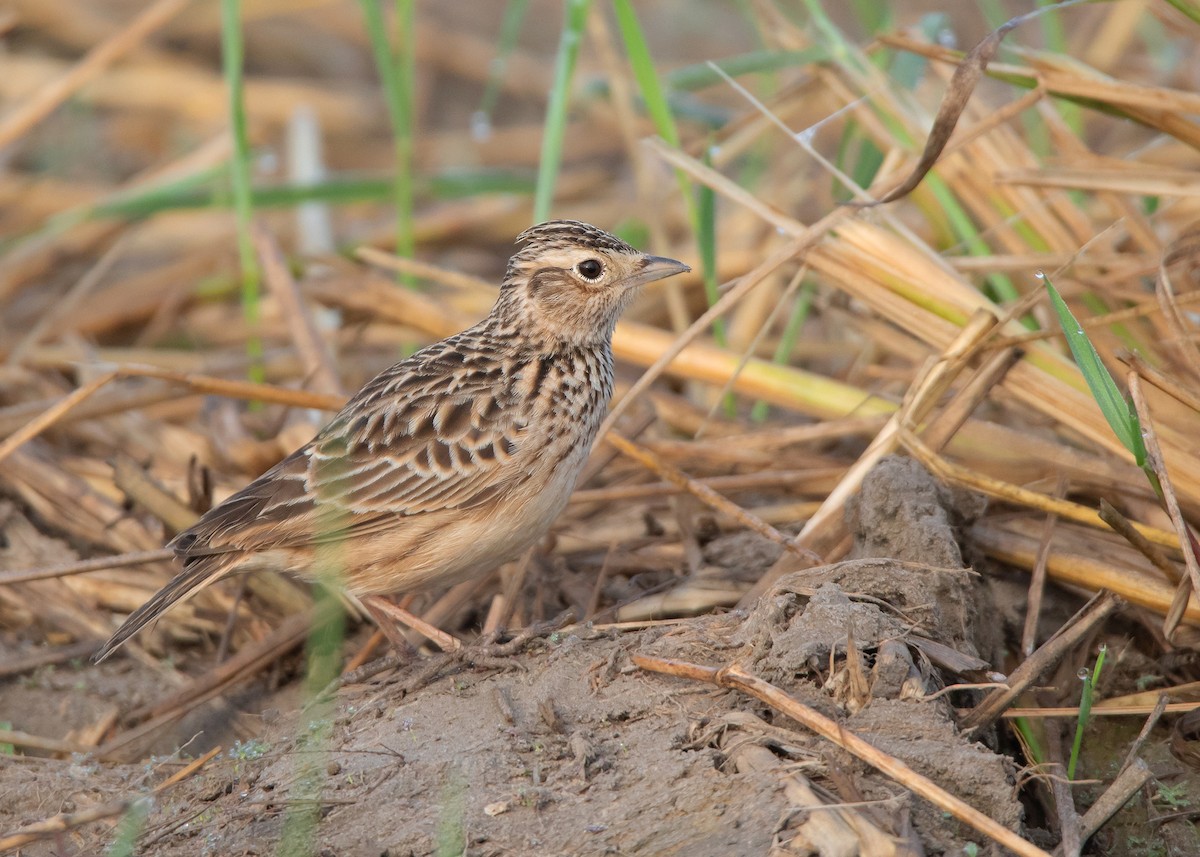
[
  {"xmin": 0, "ymin": 456, "xmax": 1065, "ymax": 856},
  {"xmin": 5, "ymin": 2, "xmax": 1200, "ymax": 855}
]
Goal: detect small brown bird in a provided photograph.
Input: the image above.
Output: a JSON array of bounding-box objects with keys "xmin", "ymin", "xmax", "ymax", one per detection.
[{"xmin": 94, "ymin": 220, "xmax": 689, "ymax": 662}]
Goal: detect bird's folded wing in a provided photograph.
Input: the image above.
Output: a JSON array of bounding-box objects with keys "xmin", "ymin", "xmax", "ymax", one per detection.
[{"xmin": 173, "ymin": 360, "xmax": 530, "ymax": 556}]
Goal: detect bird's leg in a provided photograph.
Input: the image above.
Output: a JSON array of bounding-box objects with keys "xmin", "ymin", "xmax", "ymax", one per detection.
[
  {"xmin": 399, "ymin": 609, "xmax": 577, "ymax": 694},
  {"xmin": 471, "ymin": 608, "xmax": 576, "ymax": 658},
  {"xmin": 362, "ymin": 595, "xmax": 462, "ymax": 654}
]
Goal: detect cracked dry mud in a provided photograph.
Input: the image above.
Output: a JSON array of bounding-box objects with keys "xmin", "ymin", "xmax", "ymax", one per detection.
[{"xmin": 1, "ymin": 456, "xmax": 1027, "ymax": 856}]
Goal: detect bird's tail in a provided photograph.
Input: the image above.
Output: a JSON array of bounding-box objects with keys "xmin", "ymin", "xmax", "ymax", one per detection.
[{"xmin": 93, "ymin": 556, "xmax": 236, "ymax": 663}]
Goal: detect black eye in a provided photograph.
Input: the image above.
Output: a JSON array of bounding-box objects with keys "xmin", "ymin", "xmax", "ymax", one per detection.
[{"xmin": 575, "ymin": 258, "xmax": 604, "ymax": 280}]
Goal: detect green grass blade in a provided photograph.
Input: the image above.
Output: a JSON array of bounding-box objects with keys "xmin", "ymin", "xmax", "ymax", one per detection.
[
  {"xmin": 276, "ymin": 580, "xmax": 343, "ymax": 857},
  {"xmin": 392, "ymin": 0, "xmax": 417, "ymax": 277},
  {"xmin": 613, "ymin": 0, "xmax": 679, "ymax": 148},
  {"xmin": 357, "ymin": 0, "xmax": 416, "ymax": 282},
  {"xmin": 219, "ymin": 0, "xmax": 264, "ymax": 383},
  {"xmin": 923, "ymin": 174, "xmax": 1025, "ymax": 313},
  {"xmin": 664, "ymin": 48, "xmax": 828, "ymax": 91},
  {"xmin": 434, "ymin": 769, "xmax": 468, "ymax": 857},
  {"xmin": 849, "ymin": 0, "xmax": 892, "ymax": 34},
  {"xmin": 533, "ymin": 0, "xmax": 591, "ymax": 223},
  {"xmin": 1161, "ymin": 0, "xmax": 1200, "ymax": 26},
  {"xmin": 1067, "ymin": 645, "xmax": 1106, "ymax": 780},
  {"xmin": 12, "ymin": 170, "xmax": 536, "ymax": 249},
  {"xmin": 5, "ymin": 165, "xmax": 223, "ymax": 250},
  {"xmin": 832, "ymin": 121, "xmax": 883, "ymax": 203},
  {"xmin": 695, "ymin": 145, "xmax": 733, "ymax": 416},
  {"xmin": 696, "ymin": 147, "xmax": 726, "ymax": 345},
  {"xmin": 106, "ymin": 799, "xmax": 150, "ymax": 857},
  {"xmin": 278, "ymin": 491, "xmax": 347, "ymax": 857},
  {"xmin": 473, "ymin": 0, "xmax": 532, "ymax": 138},
  {"xmin": 613, "ymin": 0, "xmax": 706, "ymax": 233},
  {"xmin": 1043, "ymin": 273, "xmax": 1145, "ymax": 463},
  {"xmin": 890, "ymin": 13, "xmax": 946, "ymax": 86},
  {"xmin": 1036, "ymin": 1, "xmax": 1083, "ymax": 133},
  {"xmin": 1012, "ymin": 716, "xmax": 1047, "ymax": 767}
]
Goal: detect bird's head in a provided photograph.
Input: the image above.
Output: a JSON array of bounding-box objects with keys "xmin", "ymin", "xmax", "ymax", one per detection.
[{"xmin": 496, "ymin": 220, "xmax": 690, "ymax": 345}]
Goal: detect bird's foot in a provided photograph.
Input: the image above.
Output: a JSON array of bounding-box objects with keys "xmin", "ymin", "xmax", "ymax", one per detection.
[{"xmin": 401, "ymin": 609, "xmax": 577, "ymax": 694}]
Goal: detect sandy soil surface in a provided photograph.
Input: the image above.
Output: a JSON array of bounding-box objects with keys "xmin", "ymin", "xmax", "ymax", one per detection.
[{"xmin": 0, "ymin": 458, "xmax": 1095, "ymax": 855}]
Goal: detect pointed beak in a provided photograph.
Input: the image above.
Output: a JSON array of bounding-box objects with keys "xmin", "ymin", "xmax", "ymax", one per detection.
[{"xmin": 629, "ymin": 255, "xmax": 690, "ymax": 288}]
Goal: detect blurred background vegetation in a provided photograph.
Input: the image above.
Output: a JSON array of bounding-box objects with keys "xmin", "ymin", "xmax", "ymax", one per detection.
[{"xmin": 4, "ymin": 2, "xmax": 1200, "ymax": 854}]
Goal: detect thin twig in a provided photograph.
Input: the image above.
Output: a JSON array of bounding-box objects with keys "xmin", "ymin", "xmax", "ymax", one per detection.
[
  {"xmin": 153, "ymin": 745, "xmax": 223, "ymax": 792},
  {"xmin": 962, "ymin": 592, "xmax": 1122, "ymax": 735},
  {"xmin": 0, "ymin": 548, "xmax": 175, "ymax": 586},
  {"xmin": 905, "ymin": 432, "xmax": 1179, "ymax": 550},
  {"xmin": 1128, "ymin": 373, "xmax": 1200, "ymax": 639},
  {"xmin": 1098, "ymin": 499, "xmax": 1182, "ymax": 585},
  {"xmin": 0, "ymin": 639, "xmax": 101, "ymax": 678},
  {"xmin": 0, "ymin": 728, "xmax": 92, "ymax": 755},
  {"xmin": 1023, "ymin": 475, "xmax": 1067, "ymax": 657},
  {"xmin": 0, "ymin": 0, "xmax": 192, "ymax": 150},
  {"xmin": 595, "ymin": 210, "xmax": 841, "ymax": 441},
  {"xmin": 633, "ymin": 654, "xmax": 1053, "ymax": 857},
  {"xmin": 0, "ymin": 370, "xmax": 118, "ymax": 466},
  {"xmin": 0, "ymin": 800, "xmax": 134, "ymax": 852},
  {"xmin": 605, "ymin": 430, "xmax": 815, "ymax": 561},
  {"xmin": 256, "ymin": 222, "xmax": 344, "ymax": 397}
]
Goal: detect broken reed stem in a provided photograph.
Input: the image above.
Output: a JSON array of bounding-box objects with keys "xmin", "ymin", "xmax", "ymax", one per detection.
[
  {"xmin": 0, "ymin": 365, "xmax": 346, "ymax": 468},
  {"xmin": 962, "ymin": 591, "xmax": 1122, "ymax": 736},
  {"xmin": 0, "ymin": 369, "xmax": 117, "ymax": 466},
  {"xmin": 153, "ymin": 745, "xmax": 223, "ymax": 792},
  {"xmin": 569, "ymin": 468, "xmax": 829, "ymax": 504},
  {"xmin": 1070, "ymin": 759, "xmax": 1151, "ymax": 849},
  {"xmin": 1022, "ymin": 475, "xmax": 1067, "ymax": 658},
  {"xmin": 737, "ymin": 308, "xmax": 1000, "ymax": 608},
  {"xmin": 1127, "ymin": 373, "xmax": 1200, "ymax": 639},
  {"xmin": 903, "ymin": 431, "xmax": 1180, "ymax": 551},
  {"xmin": 255, "ymin": 222, "xmax": 345, "ymax": 398},
  {"xmin": 342, "ymin": 630, "xmax": 387, "ymax": 675},
  {"xmin": 796, "ymin": 309, "xmax": 998, "ymax": 543},
  {"xmin": 1097, "ymin": 499, "xmax": 1182, "ymax": 585},
  {"xmin": 0, "ymin": 800, "xmax": 135, "ymax": 852},
  {"xmin": 0, "ymin": 745, "xmax": 222, "ymax": 851},
  {"xmin": 0, "ymin": 548, "xmax": 175, "ymax": 586},
  {"xmin": 0, "ymin": 727, "xmax": 92, "ymax": 755},
  {"xmin": 356, "ymin": 245, "xmax": 501, "ymax": 292},
  {"xmin": 972, "ymin": 520, "xmax": 1199, "ymax": 622},
  {"xmin": 604, "ymin": 430, "xmax": 815, "ymax": 561},
  {"xmin": 5, "ymin": 233, "xmax": 130, "ymax": 366},
  {"xmin": 1122, "ymin": 351, "xmax": 1200, "ymax": 416},
  {"xmin": 632, "ymin": 654, "xmax": 1053, "ymax": 857},
  {"xmin": 1118, "ymin": 694, "xmax": 1168, "ymax": 776},
  {"xmin": 0, "ymin": 640, "xmax": 101, "ymax": 679},
  {"xmin": 98, "ymin": 611, "xmax": 313, "ymax": 762},
  {"xmin": 595, "ymin": 210, "xmax": 844, "ymax": 441},
  {"xmin": 921, "ymin": 345, "xmax": 1023, "ymax": 453},
  {"xmin": 0, "ymin": 0, "xmax": 191, "ymax": 151},
  {"xmin": 113, "ymin": 454, "xmax": 201, "ymax": 534},
  {"xmin": 1004, "ymin": 702, "xmax": 1199, "ymax": 718},
  {"xmin": 113, "ymin": 365, "xmax": 344, "ymax": 410},
  {"xmin": 362, "ymin": 596, "xmax": 462, "ymax": 652}
]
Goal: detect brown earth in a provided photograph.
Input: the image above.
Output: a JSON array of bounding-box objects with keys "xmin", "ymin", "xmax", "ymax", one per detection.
[{"xmin": 0, "ymin": 457, "xmax": 1078, "ymax": 855}]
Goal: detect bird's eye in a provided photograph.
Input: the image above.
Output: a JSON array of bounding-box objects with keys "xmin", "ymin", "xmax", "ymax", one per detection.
[{"xmin": 575, "ymin": 258, "xmax": 604, "ymax": 281}]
